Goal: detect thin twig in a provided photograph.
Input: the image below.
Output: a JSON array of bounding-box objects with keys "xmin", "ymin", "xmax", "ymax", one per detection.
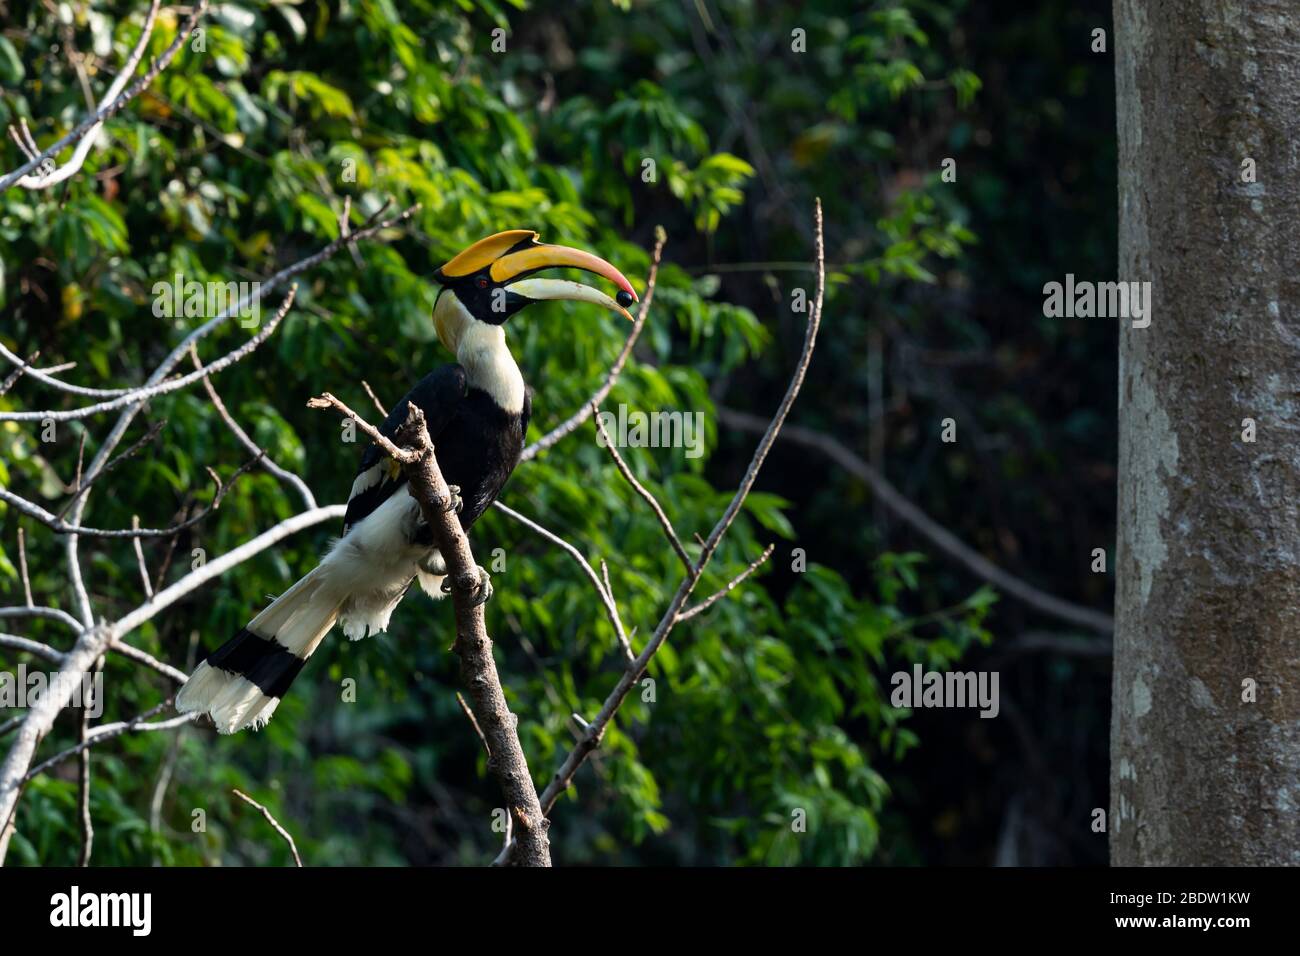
[
  {"xmin": 457, "ymin": 692, "xmax": 490, "ymax": 755},
  {"xmin": 17, "ymin": 528, "xmax": 33, "ymax": 607},
  {"xmin": 0, "ymin": 285, "xmax": 298, "ymax": 422},
  {"xmin": 192, "ymin": 345, "xmax": 317, "ymax": 509},
  {"xmin": 714, "ymin": 409, "xmax": 1115, "ymax": 635},
  {"xmin": 493, "ymin": 501, "xmax": 633, "ymax": 666},
  {"xmin": 361, "ymin": 380, "xmax": 388, "ymax": 417},
  {"xmin": 71, "ymin": 430, "xmax": 87, "ymax": 496},
  {"xmin": 600, "ymin": 559, "xmax": 636, "ymax": 661},
  {"xmin": 677, "ymin": 543, "xmax": 775, "ymax": 622},
  {"xmin": 498, "ymin": 199, "xmax": 826, "ymax": 863},
  {"xmin": 131, "ymin": 517, "xmax": 154, "ymax": 598},
  {"xmin": 306, "ymin": 393, "xmax": 418, "ymax": 463},
  {"xmin": 339, "ymin": 195, "xmax": 365, "ymax": 269},
  {"xmin": 232, "ymin": 789, "xmax": 303, "ymax": 867},
  {"xmin": 593, "ymin": 404, "xmax": 693, "ymax": 572},
  {"xmin": 77, "ymin": 656, "xmax": 104, "ymax": 866},
  {"xmin": 0, "ymin": 352, "xmax": 77, "ymax": 396}
]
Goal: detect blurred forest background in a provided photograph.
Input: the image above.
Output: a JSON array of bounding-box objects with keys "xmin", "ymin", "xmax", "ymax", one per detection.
[{"xmin": 0, "ymin": 0, "xmax": 1116, "ymax": 866}]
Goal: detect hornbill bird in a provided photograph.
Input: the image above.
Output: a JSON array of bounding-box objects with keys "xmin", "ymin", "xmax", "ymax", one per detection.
[{"xmin": 176, "ymin": 231, "xmax": 638, "ymax": 734}]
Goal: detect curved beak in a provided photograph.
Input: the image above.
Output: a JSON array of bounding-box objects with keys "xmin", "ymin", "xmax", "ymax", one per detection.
[
  {"xmin": 490, "ymin": 243, "xmax": 639, "ymax": 305},
  {"xmin": 503, "ymin": 278, "xmax": 635, "ymax": 322}
]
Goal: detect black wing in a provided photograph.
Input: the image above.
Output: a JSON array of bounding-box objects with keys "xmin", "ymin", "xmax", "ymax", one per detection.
[{"xmin": 341, "ymin": 364, "xmax": 468, "ymax": 534}]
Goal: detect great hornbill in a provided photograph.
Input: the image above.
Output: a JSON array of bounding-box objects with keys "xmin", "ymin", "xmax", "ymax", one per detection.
[{"xmin": 176, "ymin": 231, "xmax": 638, "ymax": 734}]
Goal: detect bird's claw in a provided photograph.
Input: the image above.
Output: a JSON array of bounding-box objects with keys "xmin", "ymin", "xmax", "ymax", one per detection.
[
  {"xmin": 441, "ymin": 565, "xmax": 493, "ymax": 606},
  {"xmin": 444, "ymin": 484, "xmax": 463, "ymax": 514}
]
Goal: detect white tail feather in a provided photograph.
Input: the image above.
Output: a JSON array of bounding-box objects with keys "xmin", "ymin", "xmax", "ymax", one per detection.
[{"xmin": 176, "ymin": 566, "xmax": 343, "ymax": 734}]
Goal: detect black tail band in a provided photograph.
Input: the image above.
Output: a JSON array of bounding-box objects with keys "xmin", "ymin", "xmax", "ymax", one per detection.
[{"xmin": 204, "ymin": 629, "xmax": 307, "ymax": 699}]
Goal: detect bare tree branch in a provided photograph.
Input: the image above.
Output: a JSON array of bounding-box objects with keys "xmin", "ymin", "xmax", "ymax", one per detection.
[
  {"xmin": 305, "ymin": 392, "xmax": 417, "ymax": 462},
  {"xmin": 0, "ymin": 351, "xmax": 78, "ymax": 397},
  {"xmin": 191, "ymin": 345, "xmax": 317, "ymax": 509},
  {"xmin": 0, "ymin": 606, "xmax": 83, "ymax": 632},
  {"xmin": 593, "ymin": 404, "xmax": 692, "ymax": 571},
  {"xmin": 0, "ymin": 342, "xmax": 128, "ymax": 398},
  {"xmin": 0, "ymin": 633, "xmax": 63, "ymax": 664},
  {"xmin": 233, "ymin": 789, "xmax": 303, "ymax": 867},
  {"xmin": 0, "ymin": 622, "xmax": 187, "ymax": 684},
  {"xmin": 0, "ymin": 0, "xmax": 201, "ymax": 193},
  {"xmin": 109, "ymin": 641, "xmax": 189, "ymax": 685},
  {"xmin": 16, "ymin": 527, "xmax": 33, "ymax": 607},
  {"xmin": 131, "ymin": 517, "xmax": 154, "ymax": 599},
  {"xmin": 0, "ymin": 286, "xmax": 297, "ymax": 422},
  {"xmin": 678, "ymin": 543, "xmax": 775, "ymax": 622},
  {"xmin": 715, "ymin": 408, "xmax": 1116, "ymax": 635},
  {"xmin": 310, "ymin": 398, "xmax": 551, "ymax": 865},
  {"xmin": 498, "ymin": 200, "xmax": 827, "ymax": 863},
  {"xmin": 23, "ymin": 705, "xmax": 196, "ymax": 784},
  {"xmin": 1, "ymin": 452, "xmax": 263, "ymax": 538},
  {"xmin": 493, "ymin": 501, "xmax": 633, "ymax": 664}
]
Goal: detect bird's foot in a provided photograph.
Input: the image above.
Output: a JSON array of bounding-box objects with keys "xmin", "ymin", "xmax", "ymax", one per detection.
[
  {"xmin": 443, "ymin": 484, "xmax": 463, "ymax": 514},
  {"xmin": 442, "ymin": 565, "xmax": 493, "ymax": 607}
]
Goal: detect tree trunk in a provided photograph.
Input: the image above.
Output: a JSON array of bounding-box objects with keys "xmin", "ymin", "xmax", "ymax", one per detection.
[{"xmin": 1112, "ymin": 0, "xmax": 1300, "ymax": 864}]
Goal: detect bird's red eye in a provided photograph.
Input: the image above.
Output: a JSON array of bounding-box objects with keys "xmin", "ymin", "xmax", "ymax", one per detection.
[{"xmin": 476, "ymin": 276, "xmax": 489, "ymax": 289}]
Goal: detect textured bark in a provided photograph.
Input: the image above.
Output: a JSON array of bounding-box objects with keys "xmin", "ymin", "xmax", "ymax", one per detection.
[
  {"xmin": 393, "ymin": 409, "xmax": 551, "ymax": 866},
  {"xmin": 1112, "ymin": 0, "xmax": 1300, "ymax": 864}
]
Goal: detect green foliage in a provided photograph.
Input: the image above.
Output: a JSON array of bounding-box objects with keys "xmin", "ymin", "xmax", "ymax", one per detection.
[{"xmin": 0, "ymin": 0, "xmax": 986, "ymax": 866}]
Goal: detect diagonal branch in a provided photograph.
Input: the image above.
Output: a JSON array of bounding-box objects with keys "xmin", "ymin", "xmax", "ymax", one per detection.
[
  {"xmin": 0, "ymin": 352, "xmax": 78, "ymax": 396},
  {"xmin": 593, "ymin": 404, "xmax": 693, "ymax": 572},
  {"xmin": 492, "ymin": 501, "xmax": 633, "ymax": 663},
  {"xmin": 310, "ymin": 398, "xmax": 551, "ymax": 866},
  {"xmin": 192, "ymin": 345, "xmax": 317, "ymax": 509},
  {"xmin": 0, "ymin": 453, "xmax": 263, "ymax": 538},
  {"xmin": 677, "ymin": 543, "xmax": 775, "ymax": 622},
  {"xmin": 0, "ymin": 285, "xmax": 298, "ymax": 422},
  {"xmin": 497, "ymin": 199, "xmax": 827, "ymax": 863},
  {"xmin": 715, "ymin": 408, "xmax": 1115, "ymax": 635},
  {"xmin": 233, "ymin": 789, "xmax": 303, "ymax": 867},
  {"xmin": 0, "ymin": 0, "xmax": 203, "ymax": 192}
]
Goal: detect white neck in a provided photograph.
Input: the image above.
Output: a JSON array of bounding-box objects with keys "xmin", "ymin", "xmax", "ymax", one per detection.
[{"xmin": 434, "ymin": 293, "xmax": 525, "ymax": 414}]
